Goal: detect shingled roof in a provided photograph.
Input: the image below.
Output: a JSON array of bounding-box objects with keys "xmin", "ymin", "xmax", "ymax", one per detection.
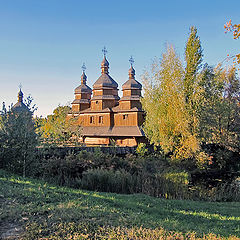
[
  {"xmin": 75, "ymin": 84, "xmax": 92, "ymax": 93},
  {"xmin": 122, "ymin": 79, "xmax": 142, "ymax": 90},
  {"xmin": 75, "ymin": 71, "xmax": 92, "ymax": 93},
  {"xmin": 122, "ymin": 65, "xmax": 142, "ymax": 90},
  {"xmin": 82, "ymin": 126, "xmax": 145, "ymax": 137},
  {"xmin": 93, "ymin": 73, "xmax": 118, "ymax": 89}
]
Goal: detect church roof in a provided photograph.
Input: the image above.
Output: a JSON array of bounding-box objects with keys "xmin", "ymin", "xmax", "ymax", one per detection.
[
  {"xmin": 12, "ymin": 101, "xmax": 29, "ymax": 112},
  {"xmin": 12, "ymin": 89, "xmax": 29, "ymax": 113},
  {"xmin": 122, "ymin": 78, "xmax": 142, "ymax": 90},
  {"xmin": 82, "ymin": 126, "xmax": 145, "ymax": 137},
  {"xmin": 122, "ymin": 65, "xmax": 142, "ymax": 90},
  {"xmin": 72, "ymin": 99, "xmax": 90, "ymax": 104},
  {"xmin": 93, "ymin": 73, "xmax": 118, "ymax": 88},
  {"xmin": 75, "ymin": 84, "xmax": 92, "ymax": 93},
  {"xmin": 101, "ymin": 56, "xmax": 109, "ymax": 67},
  {"xmin": 74, "ymin": 67, "xmax": 92, "ymax": 93}
]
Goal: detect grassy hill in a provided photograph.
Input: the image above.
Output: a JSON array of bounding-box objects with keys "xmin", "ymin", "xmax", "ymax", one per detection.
[{"xmin": 0, "ymin": 169, "xmax": 239, "ymax": 240}]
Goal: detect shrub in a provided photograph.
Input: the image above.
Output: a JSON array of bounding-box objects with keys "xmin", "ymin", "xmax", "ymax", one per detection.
[{"xmin": 77, "ymin": 168, "xmax": 137, "ymax": 194}]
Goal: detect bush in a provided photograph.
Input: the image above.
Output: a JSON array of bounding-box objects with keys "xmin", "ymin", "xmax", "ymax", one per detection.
[
  {"xmin": 77, "ymin": 168, "xmax": 137, "ymax": 194},
  {"xmin": 24, "ymin": 147, "xmax": 240, "ymax": 201}
]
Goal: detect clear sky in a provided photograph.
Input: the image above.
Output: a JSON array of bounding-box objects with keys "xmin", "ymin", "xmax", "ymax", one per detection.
[{"xmin": 0, "ymin": 0, "xmax": 239, "ymax": 117}]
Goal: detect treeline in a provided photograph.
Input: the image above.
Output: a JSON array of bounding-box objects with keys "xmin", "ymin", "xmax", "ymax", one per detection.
[
  {"xmin": 0, "ymin": 26, "xmax": 239, "ymax": 201},
  {"xmin": 141, "ymin": 27, "xmax": 240, "ymax": 188}
]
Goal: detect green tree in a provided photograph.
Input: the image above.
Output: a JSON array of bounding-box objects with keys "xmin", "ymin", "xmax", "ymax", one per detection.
[
  {"xmin": 142, "ymin": 45, "xmax": 198, "ymax": 160},
  {"xmin": 199, "ymin": 64, "xmax": 240, "ymax": 151},
  {"xmin": 39, "ymin": 105, "xmax": 82, "ymax": 146},
  {"xmin": 184, "ymin": 26, "xmax": 203, "ymax": 136},
  {"xmin": 184, "ymin": 26, "xmax": 203, "ymax": 103},
  {"xmin": 0, "ymin": 99, "xmax": 38, "ymax": 177}
]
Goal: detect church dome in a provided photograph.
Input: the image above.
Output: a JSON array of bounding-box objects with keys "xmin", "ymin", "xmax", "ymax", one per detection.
[
  {"xmin": 74, "ymin": 66, "xmax": 92, "ymax": 94},
  {"xmin": 122, "ymin": 64, "xmax": 142, "ymax": 90},
  {"xmin": 93, "ymin": 74, "xmax": 118, "ymax": 89},
  {"xmin": 93, "ymin": 55, "xmax": 118, "ymax": 89},
  {"xmin": 101, "ymin": 56, "xmax": 109, "ymax": 67},
  {"xmin": 75, "ymin": 84, "xmax": 92, "ymax": 93},
  {"xmin": 12, "ymin": 89, "xmax": 29, "ymax": 112},
  {"xmin": 122, "ymin": 78, "xmax": 142, "ymax": 90}
]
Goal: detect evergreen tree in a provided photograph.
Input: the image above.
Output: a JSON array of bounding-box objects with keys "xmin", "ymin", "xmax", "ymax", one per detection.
[{"xmin": 0, "ymin": 99, "xmax": 38, "ymax": 177}]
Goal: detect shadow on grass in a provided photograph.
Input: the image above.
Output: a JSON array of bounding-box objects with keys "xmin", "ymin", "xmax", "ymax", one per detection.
[{"xmin": 0, "ymin": 170, "xmax": 240, "ymax": 238}]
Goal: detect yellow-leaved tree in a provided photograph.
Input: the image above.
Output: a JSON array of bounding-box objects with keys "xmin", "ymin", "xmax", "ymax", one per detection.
[
  {"xmin": 141, "ymin": 45, "xmax": 199, "ymax": 160},
  {"xmin": 224, "ymin": 20, "xmax": 240, "ymax": 65}
]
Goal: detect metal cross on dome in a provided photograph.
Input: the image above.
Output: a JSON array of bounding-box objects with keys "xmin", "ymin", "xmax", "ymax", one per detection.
[
  {"xmin": 129, "ymin": 56, "xmax": 134, "ymax": 66},
  {"xmin": 82, "ymin": 63, "xmax": 86, "ymax": 73},
  {"xmin": 102, "ymin": 46, "xmax": 107, "ymax": 57}
]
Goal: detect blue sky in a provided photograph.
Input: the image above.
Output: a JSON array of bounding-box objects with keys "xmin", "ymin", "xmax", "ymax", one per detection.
[{"xmin": 0, "ymin": 0, "xmax": 239, "ymax": 116}]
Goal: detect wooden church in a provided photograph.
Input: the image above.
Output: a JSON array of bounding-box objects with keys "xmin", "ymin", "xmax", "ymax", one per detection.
[{"xmin": 69, "ymin": 50, "xmax": 145, "ymax": 146}]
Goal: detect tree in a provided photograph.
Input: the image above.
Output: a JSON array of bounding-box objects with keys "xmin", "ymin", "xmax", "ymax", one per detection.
[
  {"xmin": 224, "ymin": 20, "xmax": 240, "ymax": 65},
  {"xmin": 0, "ymin": 98, "xmax": 38, "ymax": 177},
  {"xmin": 184, "ymin": 26, "xmax": 203, "ymax": 136},
  {"xmin": 39, "ymin": 105, "xmax": 82, "ymax": 146},
  {"xmin": 184, "ymin": 26, "xmax": 203, "ymax": 103},
  {"xmin": 141, "ymin": 45, "xmax": 199, "ymax": 160},
  {"xmin": 198, "ymin": 64, "xmax": 240, "ymax": 151}
]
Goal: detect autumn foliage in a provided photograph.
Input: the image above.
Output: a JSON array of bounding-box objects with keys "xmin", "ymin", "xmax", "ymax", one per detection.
[{"xmin": 224, "ymin": 20, "xmax": 240, "ymax": 64}]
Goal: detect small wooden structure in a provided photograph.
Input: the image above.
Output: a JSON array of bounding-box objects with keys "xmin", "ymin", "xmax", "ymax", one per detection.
[{"xmin": 69, "ymin": 52, "xmax": 145, "ymax": 147}]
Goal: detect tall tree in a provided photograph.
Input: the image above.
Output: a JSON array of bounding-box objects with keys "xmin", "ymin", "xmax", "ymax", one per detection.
[
  {"xmin": 142, "ymin": 45, "xmax": 199, "ymax": 160},
  {"xmin": 184, "ymin": 26, "xmax": 203, "ymax": 102},
  {"xmin": 199, "ymin": 64, "xmax": 240, "ymax": 151},
  {"xmin": 0, "ymin": 100, "xmax": 38, "ymax": 177},
  {"xmin": 184, "ymin": 26, "xmax": 203, "ymax": 136}
]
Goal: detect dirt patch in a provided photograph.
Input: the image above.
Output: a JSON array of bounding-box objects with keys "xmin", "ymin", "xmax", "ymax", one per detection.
[
  {"xmin": 0, "ymin": 222, "xmax": 23, "ymax": 240},
  {"xmin": 0, "ymin": 196, "xmax": 23, "ymax": 240}
]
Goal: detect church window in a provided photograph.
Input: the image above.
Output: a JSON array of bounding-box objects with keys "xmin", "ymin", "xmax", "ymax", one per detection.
[
  {"xmin": 90, "ymin": 116, "xmax": 94, "ymax": 124},
  {"xmin": 123, "ymin": 114, "xmax": 128, "ymax": 120},
  {"xmin": 99, "ymin": 116, "xmax": 103, "ymax": 124}
]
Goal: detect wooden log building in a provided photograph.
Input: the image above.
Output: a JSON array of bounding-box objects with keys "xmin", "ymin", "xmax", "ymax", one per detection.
[{"xmin": 69, "ymin": 51, "xmax": 145, "ymax": 147}]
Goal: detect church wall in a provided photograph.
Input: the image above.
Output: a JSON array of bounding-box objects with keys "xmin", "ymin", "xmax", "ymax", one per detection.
[
  {"xmin": 114, "ymin": 112, "xmax": 138, "ymax": 126},
  {"xmin": 123, "ymin": 90, "xmax": 132, "ymax": 97},
  {"xmin": 102, "ymin": 99, "xmax": 116, "ymax": 109},
  {"xmin": 115, "ymin": 137, "xmax": 137, "ymax": 147},
  {"xmin": 137, "ymin": 112, "xmax": 145, "ymax": 126},
  {"xmin": 72, "ymin": 104, "xmax": 80, "ymax": 112},
  {"xmin": 93, "ymin": 89, "xmax": 103, "ymax": 96},
  {"xmin": 78, "ymin": 112, "xmax": 111, "ymax": 127},
  {"xmin": 130, "ymin": 101, "xmax": 142, "ymax": 109},
  {"xmin": 123, "ymin": 89, "xmax": 141, "ymax": 97},
  {"xmin": 103, "ymin": 89, "xmax": 114, "ymax": 95},
  {"xmin": 85, "ymin": 137, "xmax": 110, "ymax": 145},
  {"xmin": 119, "ymin": 101, "xmax": 131, "ymax": 110},
  {"xmin": 91, "ymin": 100, "xmax": 103, "ymax": 110}
]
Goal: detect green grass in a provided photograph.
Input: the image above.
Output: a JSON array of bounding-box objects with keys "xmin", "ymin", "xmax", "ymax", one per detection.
[{"xmin": 0, "ymin": 169, "xmax": 239, "ymax": 239}]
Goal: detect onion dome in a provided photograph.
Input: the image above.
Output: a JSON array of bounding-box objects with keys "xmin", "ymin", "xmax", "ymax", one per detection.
[
  {"xmin": 122, "ymin": 65, "xmax": 142, "ymax": 90},
  {"xmin": 81, "ymin": 71, "xmax": 87, "ymax": 85},
  {"xmin": 74, "ymin": 64, "xmax": 92, "ymax": 94},
  {"xmin": 101, "ymin": 56, "xmax": 109, "ymax": 74},
  {"xmin": 128, "ymin": 65, "xmax": 135, "ymax": 79},
  {"xmin": 93, "ymin": 54, "xmax": 118, "ymax": 89},
  {"xmin": 12, "ymin": 89, "xmax": 29, "ymax": 112},
  {"xmin": 18, "ymin": 89, "xmax": 23, "ymax": 102}
]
